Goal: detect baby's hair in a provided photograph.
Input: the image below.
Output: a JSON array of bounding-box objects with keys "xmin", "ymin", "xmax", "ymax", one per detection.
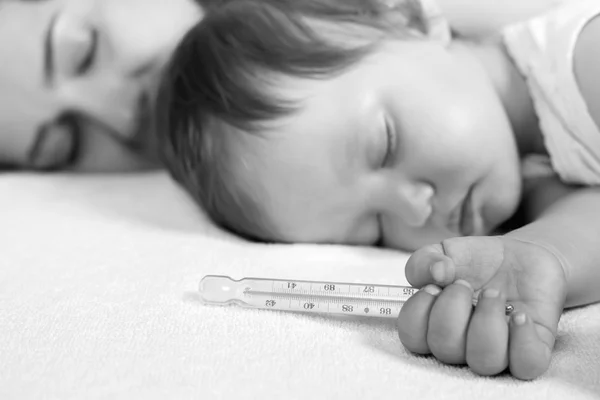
[{"xmin": 156, "ymin": 0, "xmax": 425, "ymax": 240}]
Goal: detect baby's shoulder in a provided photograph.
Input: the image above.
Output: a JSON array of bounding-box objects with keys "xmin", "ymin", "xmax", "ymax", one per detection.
[{"xmin": 504, "ymin": 1, "xmax": 600, "ymax": 186}]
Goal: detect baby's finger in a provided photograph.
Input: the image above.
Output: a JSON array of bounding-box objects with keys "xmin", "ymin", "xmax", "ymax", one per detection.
[
  {"xmin": 406, "ymin": 244, "xmax": 456, "ymax": 288},
  {"xmin": 508, "ymin": 313, "xmax": 553, "ymax": 380},
  {"xmin": 427, "ymin": 280, "xmax": 474, "ymax": 364},
  {"xmin": 466, "ymin": 289, "xmax": 509, "ymax": 376},
  {"xmin": 397, "ymin": 285, "xmax": 441, "ymax": 355}
]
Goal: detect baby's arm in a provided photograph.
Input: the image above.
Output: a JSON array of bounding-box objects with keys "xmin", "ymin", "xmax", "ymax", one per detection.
[
  {"xmin": 435, "ymin": 0, "xmax": 567, "ymax": 37},
  {"xmin": 508, "ymin": 182, "xmax": 600, "ymax": 308},
  {"xmin": 513, "ymin": 14, "xmax": 600, "ymax": 307}
]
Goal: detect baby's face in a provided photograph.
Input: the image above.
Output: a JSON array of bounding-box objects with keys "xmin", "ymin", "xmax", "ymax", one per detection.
[{"xmin": 231, "ymin": 40, "xmax": 523, "ymax": 251}]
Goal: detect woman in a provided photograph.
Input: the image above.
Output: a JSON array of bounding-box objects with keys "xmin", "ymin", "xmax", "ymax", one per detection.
[
  {"xmin": 0, "ymin": 0, "xmax": 562, "ymax": 173},
  {"xmin": 0, "ymin": 0, "xmax": 203, "ymax": 172}
]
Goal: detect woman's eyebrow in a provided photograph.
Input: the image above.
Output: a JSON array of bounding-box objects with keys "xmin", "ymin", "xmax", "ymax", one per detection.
[{"xmin": 44, "ymin": 12, "xmax": 59, "ymax": 86}]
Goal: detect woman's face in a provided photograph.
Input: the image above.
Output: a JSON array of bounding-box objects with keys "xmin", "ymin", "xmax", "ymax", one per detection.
[{"xmin": 0, "ymin": 0, "xmax": 202, "ymax": 171}]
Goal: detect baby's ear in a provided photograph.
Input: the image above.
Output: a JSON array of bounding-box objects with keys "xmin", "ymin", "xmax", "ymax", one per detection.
[
  {"xmin": 415, "ymin": 0, "xmax": 452, "ymax": 45},
  {"xmin": 388, "ymin": 0, "xmax": 451, "ymax": 44}
]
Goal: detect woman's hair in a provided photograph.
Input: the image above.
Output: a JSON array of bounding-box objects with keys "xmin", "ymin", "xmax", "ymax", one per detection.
[{"xmin": 155, "ymin": 0, "xmax": 425, "ymax": 241}]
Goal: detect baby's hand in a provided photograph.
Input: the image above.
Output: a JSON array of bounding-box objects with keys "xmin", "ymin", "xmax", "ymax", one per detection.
[{"xmin": 397, "ymin": 236, "xmax": 567, "ymax": 380}]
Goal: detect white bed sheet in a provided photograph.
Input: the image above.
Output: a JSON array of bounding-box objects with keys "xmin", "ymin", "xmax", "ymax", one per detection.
[{"xmin": 0, "ymin": 173, "xmax": 598, "ymax": 399}]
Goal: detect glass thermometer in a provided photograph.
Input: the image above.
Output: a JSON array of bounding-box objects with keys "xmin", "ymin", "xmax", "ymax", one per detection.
[{"xmin": 199, "ymin": 275, "xmax": 514, "ymax": 319}]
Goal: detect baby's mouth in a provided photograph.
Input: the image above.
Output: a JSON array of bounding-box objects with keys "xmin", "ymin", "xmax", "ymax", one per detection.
[
  {"xmin": 447, "ymin": 187, "xmax": 475, "ymax": 236},
  {"xmin": 459, "ymin": 189, "xmax": 475, "ymax": 236},
  {"xmin": 447, "ymin": 199, "xmax": 463, "ymax": 234}
]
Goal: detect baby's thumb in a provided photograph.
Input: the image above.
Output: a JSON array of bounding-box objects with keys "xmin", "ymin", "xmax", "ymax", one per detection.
[
  {"xmin": 405, "ymin": 244, "xmax": 457, "ymax": 288},
  {"xmin": 440, "ymin": 236, "xmax": 508, "ymax": 288}
]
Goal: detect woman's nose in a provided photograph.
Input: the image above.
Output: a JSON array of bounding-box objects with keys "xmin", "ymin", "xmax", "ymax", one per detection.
[{"xmin": 389, "ymin": 179, "xmax": 434, "ymax": 227}]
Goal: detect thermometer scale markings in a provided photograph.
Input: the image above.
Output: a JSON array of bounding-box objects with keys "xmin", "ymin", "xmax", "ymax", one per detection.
[
  {"xmin": 199, "ymin": 275, "xmax": 516, "ymax": 318},
  {"xmin": 242, "ymin": 281, "xmax": 416, "ymax": 315}
]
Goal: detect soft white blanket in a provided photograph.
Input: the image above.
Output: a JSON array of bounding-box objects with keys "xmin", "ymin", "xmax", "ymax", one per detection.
[{"xmin": 0, "ymin": 173, "xmax": 598, "ymax": 399}]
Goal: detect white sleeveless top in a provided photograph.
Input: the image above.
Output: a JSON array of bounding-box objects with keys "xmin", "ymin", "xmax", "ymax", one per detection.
[{"xmin": 502, "ymin": 0, "xmax": 600, "ymax": 185}]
